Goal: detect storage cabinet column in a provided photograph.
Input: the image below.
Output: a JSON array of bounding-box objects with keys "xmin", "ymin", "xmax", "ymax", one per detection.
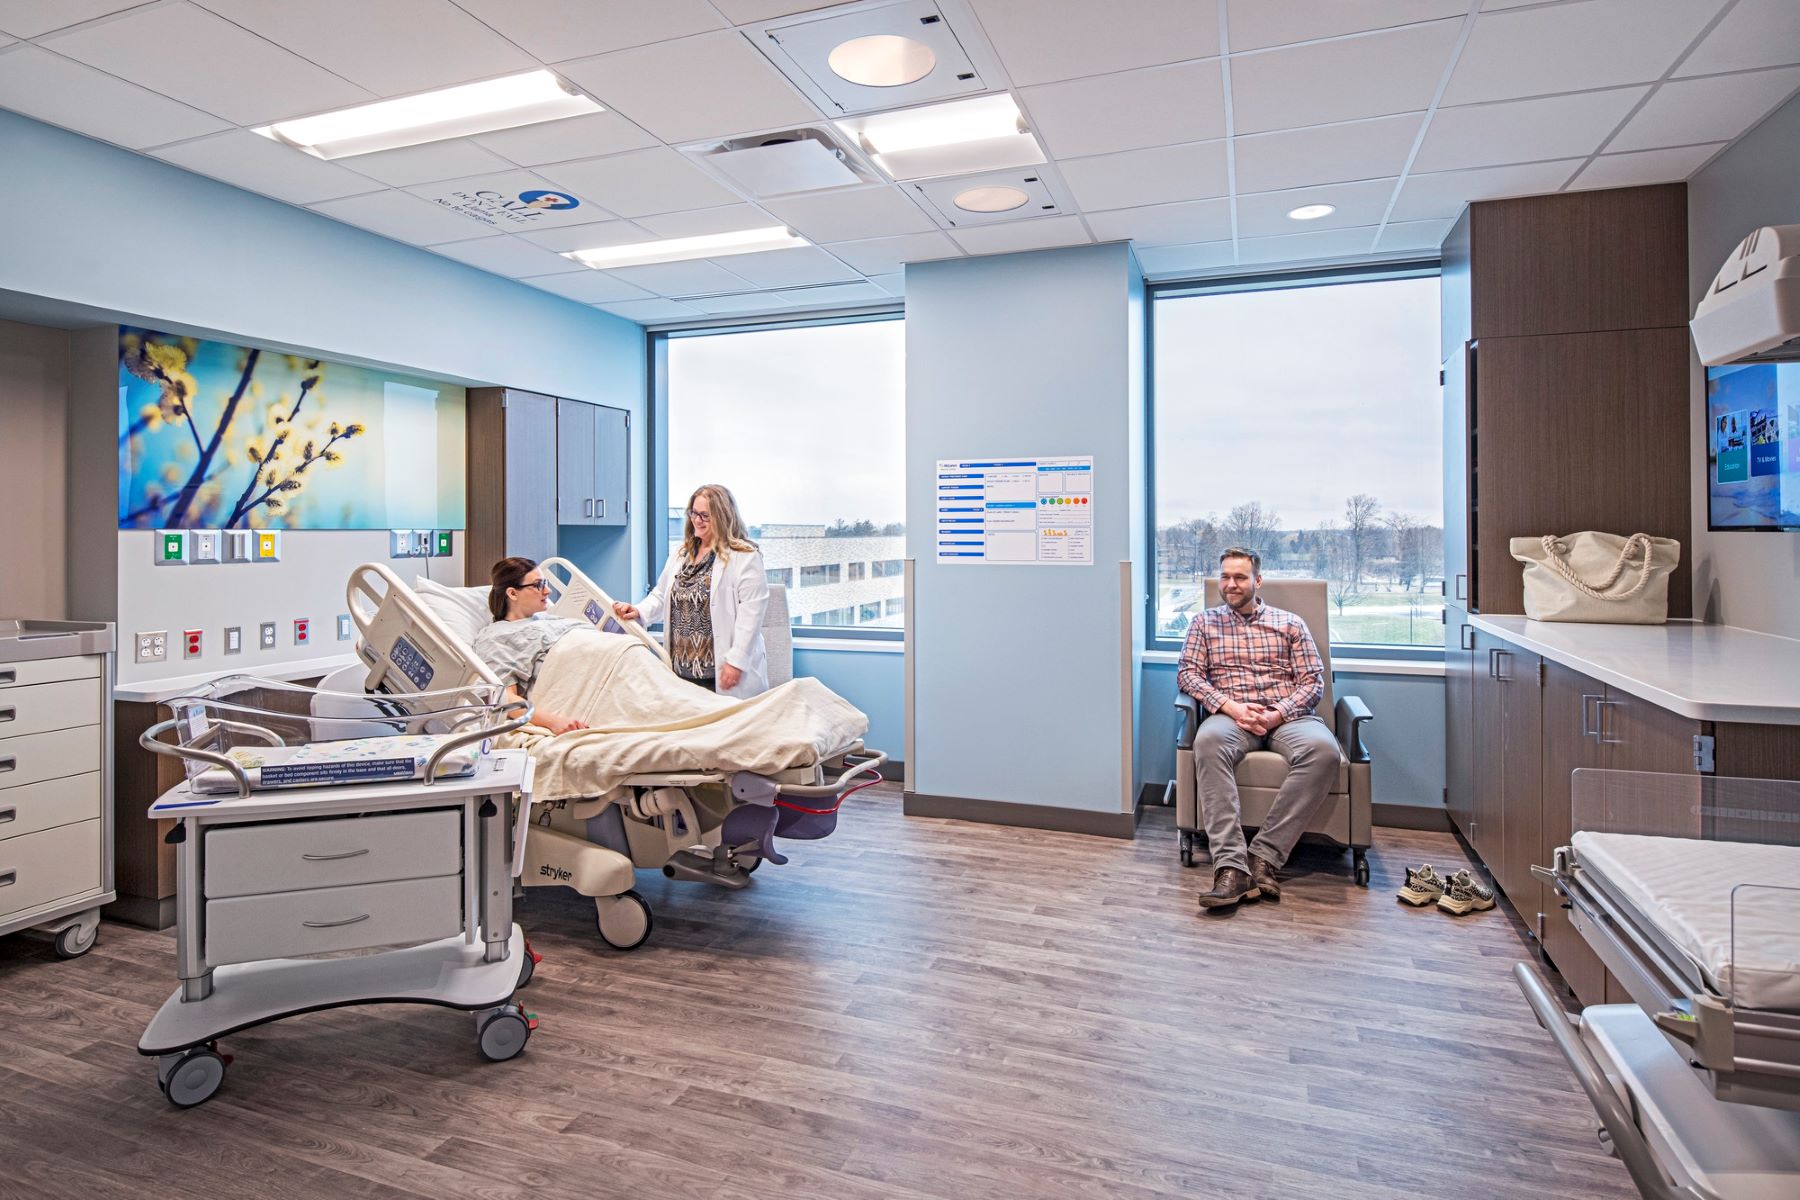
[{"xmin": 1540, "ymin": 659, "xmax": 1609, "ymax": 1005}]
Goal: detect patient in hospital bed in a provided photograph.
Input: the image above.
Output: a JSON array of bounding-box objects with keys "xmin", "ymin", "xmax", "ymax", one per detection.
[{"xmin": 470, "ymin": 556, "xmax": 597, "ymax": 736}]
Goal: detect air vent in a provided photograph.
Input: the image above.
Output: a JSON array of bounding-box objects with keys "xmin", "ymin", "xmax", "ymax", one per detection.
[
  {"xmin": 754, "ymin": 0, "xmax": 993, "ymax": 116},
  {"xmin": 910, "ymin": 169, "xmax": 1069, "ymax": 229},
  {"xmin": 682, "ymin": 127, "xmax": 877, "ymax": 198}
]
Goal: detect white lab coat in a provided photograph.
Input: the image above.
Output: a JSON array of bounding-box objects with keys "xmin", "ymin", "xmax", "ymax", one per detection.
[{"xmin": 637, "ymin": 546, "xmax": 770, "ymax": 698}]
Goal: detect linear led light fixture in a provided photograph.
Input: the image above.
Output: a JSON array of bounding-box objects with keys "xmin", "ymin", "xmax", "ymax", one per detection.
[
  {"xmin": 837, "ymin": 93, "xmax": 1045, "ymax": 181},
  {"xmin": 255, "ymin": 70, "xmax": 602, "ymax": 159},
  {"xmin": 564, "ymin": 226, "xmax": 810, "ymax": 270}
]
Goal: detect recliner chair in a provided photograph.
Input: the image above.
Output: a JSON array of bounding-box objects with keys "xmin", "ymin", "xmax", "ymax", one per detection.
[{"xmin": 1172, "ymin": 578, "xmax": 1374, "ymax": 886}]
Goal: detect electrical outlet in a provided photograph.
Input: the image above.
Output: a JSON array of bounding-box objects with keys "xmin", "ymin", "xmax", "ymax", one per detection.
[
  {"xmin": 182, "ymin": 629, "xmax": 202, "ymax": 658},
  {"xmin": 254, "ymin": 531, "xmax": 281, "ymax": 562},
  {"xmin": 431, "ymin": 529, "xmax": 453, "ymax": 557},
  {"xmin": 135, "ymin": 631, "xmax": 168, "ymax": 663},
  {"xmin": 409, "ymin": 529, "xmax": 432, "ymax": 558},
  {"xmin": 189, "ymin": 530, "xmax": 221, "ymax": 564},
  {"xmin": 259, "ymin": 622, "xmax": 277, "ymax": 650},
  {"xmin": 337, "ymin": 614, "xmax": 352, "ymax": 641},
  {"xmin": 224, "ymin": 626, "xmax": 242, "ymax": 654},
  {"xmin": 294, "ymin": 618, "xmax": 310, "ymax": 646},
  {"xmin": 390, "ymin": 529, "xmax": 413, "ymax": 558},
  {"xmin": 154, "ymin": 531, "xmax": 187, "ymax": 566}
]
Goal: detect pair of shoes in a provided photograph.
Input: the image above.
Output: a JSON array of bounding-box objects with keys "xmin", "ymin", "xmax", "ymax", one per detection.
[
  {"xmin": 1248, "ymin": 854, "xmax": 1281, "ymax": 901},
  {"xmin": 1198, "ymin": 866, "xmax": 1260, "ymax": 910},
  {"xmin": 1397, "ymin": 864, "xmax": 1495, "ymax": 915}
]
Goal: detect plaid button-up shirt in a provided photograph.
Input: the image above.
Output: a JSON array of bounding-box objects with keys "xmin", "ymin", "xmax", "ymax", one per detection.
[{"xmin": 1176, "ymin": 599, "xmax": 1325, "ymax": 722}]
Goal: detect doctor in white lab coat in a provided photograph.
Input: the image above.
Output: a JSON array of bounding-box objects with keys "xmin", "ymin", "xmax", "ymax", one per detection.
[{"xmin": 614, "ymin": 483, "xmax": 771, "ymax": 698}]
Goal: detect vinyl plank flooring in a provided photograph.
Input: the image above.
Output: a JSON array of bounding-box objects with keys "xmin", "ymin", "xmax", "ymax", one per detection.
[{"xmin": 0, "ymin": 790, "xmax": 1633, "ymax": 1199}]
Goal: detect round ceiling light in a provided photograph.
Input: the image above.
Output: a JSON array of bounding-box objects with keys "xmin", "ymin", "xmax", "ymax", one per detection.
[
  {"xmin": 828, "ymin": 35, "xmax": 937, "ymax": 88},
  {"xmin": 954, "ymin": 185, "xmax": 1031, "ymax": 213},
  {"xmin": 1287, "ymin": 203, "xmax": 1337, "ymax": 221}
]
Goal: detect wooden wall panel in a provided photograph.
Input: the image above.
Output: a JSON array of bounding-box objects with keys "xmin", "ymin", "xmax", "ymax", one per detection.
[{"xmin": 465, "ymin": 387, "xmax": 507, "ymax": 588}]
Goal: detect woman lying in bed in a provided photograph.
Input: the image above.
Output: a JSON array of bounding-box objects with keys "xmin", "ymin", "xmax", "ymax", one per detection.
[{"xmin": 469, "ymin": 556, "xmax": 597, "ymax": 736}]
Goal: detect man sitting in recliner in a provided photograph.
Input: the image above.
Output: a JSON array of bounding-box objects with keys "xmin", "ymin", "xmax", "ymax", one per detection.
[{"xmin": 1177, "ymin": 547, "xmax": 1342, "ymax": 911}]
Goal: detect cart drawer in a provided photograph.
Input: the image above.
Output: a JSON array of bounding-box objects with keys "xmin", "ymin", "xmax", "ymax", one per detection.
[
  {"xmin": 0, "ymin": 818, "xmax": 103, "ymax": 922},
  {"xmin": 0, "ymin": 772, "xmax": 102, "ymax": 843},
  {"xmin": 0, "ymin": 657, "xmax": 101, "ymax": 690},
  {"xmin": 0, "ymin": 678, "xmax": 102, "ymax": 740},
  {"xmin": 0, "ymin": 727, "xmax": 102, "ymax": 792},
  {"xmin": 204, "ymin": 809, "xmax": 461, "ymax": 898},
  {"xmin": 204, "ymin": 874, "xmax": 462, "ymax": 965}
]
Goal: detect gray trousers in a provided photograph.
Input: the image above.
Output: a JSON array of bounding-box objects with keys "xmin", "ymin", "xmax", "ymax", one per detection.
[{"xmin": 1194, "ymin": 712, "xmax": 1340, "ymax": 875}]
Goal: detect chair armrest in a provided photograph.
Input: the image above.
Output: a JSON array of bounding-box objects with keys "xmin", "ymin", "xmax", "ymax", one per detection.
[
  {"xmin": 1336, "ymin": 695, "xmax": 1373, "ymax": 763},
  {"xmin": 1174, "ymin": 692, "xmax": 1201, "ymax": 749}
]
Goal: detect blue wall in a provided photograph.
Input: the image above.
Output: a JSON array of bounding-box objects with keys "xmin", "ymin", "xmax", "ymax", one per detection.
[{"xmin": 795, "ymin": 646, "xmax": 904, "ymax": 759}]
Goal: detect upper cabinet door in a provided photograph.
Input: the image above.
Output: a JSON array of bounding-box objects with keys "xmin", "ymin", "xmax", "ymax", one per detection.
[
  {"xmin": 591, "ymin": 405, "xmax": 628, "ymax": 528},
  {"xmin": 1442, "ymin": 343, "xmax": 1471, "ymax": 607},
  {"xmin": 557, "ymin": 399, "xmax": 597, "ymax": 525}
]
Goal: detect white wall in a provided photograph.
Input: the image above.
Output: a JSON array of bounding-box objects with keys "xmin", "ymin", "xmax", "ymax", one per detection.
[
  {"xmin": 0, "ymin": 318, "xmax": 68, "ymax": 619},
  {"xmin": 1687, "ymin": 89, "xmax": 1800, "ymax": 637}
]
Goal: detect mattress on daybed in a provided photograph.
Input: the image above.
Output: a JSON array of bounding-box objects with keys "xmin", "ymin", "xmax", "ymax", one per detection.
[{"xmin": 1572, "ymin": 832, "xmax": 1800, "ymax": 1013}]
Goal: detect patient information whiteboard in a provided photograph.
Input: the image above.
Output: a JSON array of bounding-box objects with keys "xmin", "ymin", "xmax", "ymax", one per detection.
[{"xmin": 936, "ymin": 455, "xmax": 1094, "ymax": 565}]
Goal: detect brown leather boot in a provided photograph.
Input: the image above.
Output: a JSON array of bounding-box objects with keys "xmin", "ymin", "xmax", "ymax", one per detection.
[
  {"xmin": 1249, "ymin": 854, "xmax": 1281, "ymax": 900},
  {"xmin": 1197, "ymin": 866, "xmax": 1260, "ymax": 909}
]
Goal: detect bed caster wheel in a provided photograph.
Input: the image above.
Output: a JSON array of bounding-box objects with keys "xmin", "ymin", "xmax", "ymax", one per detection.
[
  {"xmin": 158, "ymin": 1047, "xmax": 227, "ymax": 1108},
  {"xmin": 53, "ymin": 922, "xmax": 98, "ymax": 959},
  {"xmin": 596, "ymin": 891, "xmax": 653, "ymax": 951},
  {"xmin": 1179, "ymin": 832, "xmax": 1195, "ymax": 869},
  {"xmin": 476, "ymin": 1004, "xmax": 532, "ymax": 1062},
  {"xmin": 1354, "ymin": 852, "xmax": 1370, "ymax": 888},
  {"xmin": 517, "ymin": 938, "xmax": 542, "ymax": 988},
  {"xmin": 1596, "ymin": 1126, "xmax": 1617, "ymax": 1158}
]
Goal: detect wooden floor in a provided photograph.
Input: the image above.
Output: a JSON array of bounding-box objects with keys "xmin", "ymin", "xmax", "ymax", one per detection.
[{"xmin": 0, "ymin": 790, "xmax": 1634, "ymax": 1200}]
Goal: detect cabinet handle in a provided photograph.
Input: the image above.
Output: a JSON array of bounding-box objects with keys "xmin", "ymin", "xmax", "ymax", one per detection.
[
  {"xmin": 594, "ymin": 498, "xmax": 603, "ymax": 520},
  {"xmin": 0, "ymin": 807, "xmax": 14, "ymax": 825},
  {"xmin": 0, "ymin": 670, "xmax": 14, "ymax": 685},
  {"xmin": 301, "ymin": 913, "xmax": 371, "ymax": 929},
  {"xmin": 1459, "ymin": 624, "xmax": 1474, "ymax": 651},
  {"xmin": 1489, "ymin": 648, "xmax": 1511, "ymax": 680},
  {"xmin": 1580, "ymin": 694, "xmax": 1602, "ymax": 737},
  {"xmin": 0, "ymin": 707, "xmax": 12, "ymax": 723},
  {"xmin": 1596, "ymin": 699, "xmax": 1622, "ymax": 745},
  {"xmin": 301, "ymin": 848, "xmax": 370, "ymax": 862},
  {"xmin": 1454, "ymin": 573, "xmax": 1467, "ymax": 601},
  {"xmin": 0, "ymin": 758, "xmax": 14, "ymax": 774},
  {"xmin": 583, "ymin": 499, "xmax": 593, "ymax": 518},
  {"xmin": 0, "ymin": 869, "xmax": 15, "ymax": 887}
]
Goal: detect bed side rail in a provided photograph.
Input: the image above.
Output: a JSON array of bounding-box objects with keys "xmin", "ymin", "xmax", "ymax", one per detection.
[
  {"xmin": 347, "ymin": 561, "xmax": 501, "ymax": 698},
  {"xmin": 538, "ymin": 555, "xmax": 672, "ymax": 670}
]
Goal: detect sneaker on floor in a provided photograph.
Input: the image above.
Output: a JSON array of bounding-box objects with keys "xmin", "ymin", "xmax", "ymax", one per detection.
[
  {"xmin": 1396, "ymin": 863, "xmax": 1446, "ymax": 906},
  {"xmin": 1437, "ymin": 868, "xmax": 1496, "ymax": 915}
]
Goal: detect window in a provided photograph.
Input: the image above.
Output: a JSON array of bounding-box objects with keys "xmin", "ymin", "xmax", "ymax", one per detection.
[
  {"xmin": 871, "ymin": 558, "xmax": 903, "ymax": 578},
  {"xmin": 1151, "ymin": 269, "xmax": 1443, "ymax": 651},
  {"xmin": 662, "ymin": 317, "xmax": 904, "ymax": 637},
  {"xmin": 884, "ymin": 596, "xmax": 904, "ymax": 616},
  {"xmin": 766, "ymin": 567, "xmax": 793, "ymax": 588}
]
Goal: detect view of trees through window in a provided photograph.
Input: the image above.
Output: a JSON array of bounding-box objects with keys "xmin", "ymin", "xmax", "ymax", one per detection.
[{"xmin": 1153, "ymin": 275, "xmax": 1444, "ymax": 648}]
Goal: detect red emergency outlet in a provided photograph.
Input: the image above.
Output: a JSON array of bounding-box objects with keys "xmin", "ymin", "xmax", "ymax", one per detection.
[
  {"xmin": 184, "ymin": 630, "xmax": 202, "ymax": 658},
  {"xmin": 294, "ymin": 618, "xmax": 310, "ymax": 645}
]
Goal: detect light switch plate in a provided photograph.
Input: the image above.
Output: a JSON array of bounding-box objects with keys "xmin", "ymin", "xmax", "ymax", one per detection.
[
  {"xmin": 224, "ymin": 626, "xmax": 242, "ymax": 654},
  {"xmin": 390, "ymin": 529, "xmax": 413, "ymax": 558},
  {"xmin": 337, "ymin": 614, "xmax": 353, "ymax": 641},
  {"xmin": 259, "ymin": 622, "xmax": 277, "ymax": 650},
  {"xmin": 223, "ymin": 530, "xmax": 252, "ymax": 563},
  {"xmin": 154, "ymin": 531, "xmax": 187, "ymax": 566},
  {"xmin": 135, "ymin": 630, "xmax": 168, "ymax": 663},
  {"xmin": 189, "ymin": 530, "xmax": 221, "ymax": 564}
]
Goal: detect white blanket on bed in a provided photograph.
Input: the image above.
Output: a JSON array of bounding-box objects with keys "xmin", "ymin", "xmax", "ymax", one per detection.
[{"xmin": 504, "ymin": 630, "xmax": 868, "ymax": 802}]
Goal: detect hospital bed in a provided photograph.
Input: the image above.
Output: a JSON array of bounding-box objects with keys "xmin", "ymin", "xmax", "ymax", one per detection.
[
  {"xmin": 1516, "ymin": 769, "xmax": 1800, "ymax": 1199},
  {"xmin": 335, "ymin": 560, "xmax": 885, "ymax": 950}
]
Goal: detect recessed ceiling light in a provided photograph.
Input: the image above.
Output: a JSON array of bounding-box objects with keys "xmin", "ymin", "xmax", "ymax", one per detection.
[
  {"xmin": 255, "ymin": 71, "xmax": 601, "ymax": 159},
  {"xmin": 828, "ymin": 34, "xmax": 936, "ymax": 87},
  {"xmin": 836, "ymin": 94, "xmax": 1045, "ymax": 182},
  {"xmin": 1287, "ymin": 204, "xmax": 1337, "ymax": 221},
  {"xmin": 954, "ymin": 185, "xmax": 1030, "ymax": 213},
  {"xmin": 563, "ymin": 226, "xmax": 810, "ymax": 270}
]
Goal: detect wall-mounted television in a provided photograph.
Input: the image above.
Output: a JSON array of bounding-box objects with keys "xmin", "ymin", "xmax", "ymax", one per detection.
[{"xmin": 1707, "ymin": 362, "xmax": 1800, "ymax": 532}]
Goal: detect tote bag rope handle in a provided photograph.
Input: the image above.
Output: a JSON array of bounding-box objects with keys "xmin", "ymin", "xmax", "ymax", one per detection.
[{"xmin": 1538, "ymin": 533, "xmax": 1657, "ymax": 601}]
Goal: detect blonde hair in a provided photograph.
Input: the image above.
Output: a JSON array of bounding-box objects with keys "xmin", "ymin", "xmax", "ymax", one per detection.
[{"xmin": 682, "ymin": 484, "xmax": 756, "ymax": 563}]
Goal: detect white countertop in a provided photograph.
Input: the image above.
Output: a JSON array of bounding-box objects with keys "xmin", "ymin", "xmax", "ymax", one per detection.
[
  {"xmin": 1469, "ymin": 616, "xmax": 1800, "ymax": 726},
  {"xmin": 114, "ymin": 655, "xmax": 360, "ymax": 704}
]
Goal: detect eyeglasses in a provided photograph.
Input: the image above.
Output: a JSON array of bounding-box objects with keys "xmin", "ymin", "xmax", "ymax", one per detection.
[
  {"xmin": 514, "ymin": 579, "xmax": 550, "ymax": 593},
  {"xmin": 687, "ymin": 510, "xmax": 712, "ymax": 524}
]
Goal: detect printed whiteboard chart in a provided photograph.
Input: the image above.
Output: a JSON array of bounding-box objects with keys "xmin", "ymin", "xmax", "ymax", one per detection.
[{"xmin": 936, "ymin": 455, "xmax": 1094, "ymax": 565}]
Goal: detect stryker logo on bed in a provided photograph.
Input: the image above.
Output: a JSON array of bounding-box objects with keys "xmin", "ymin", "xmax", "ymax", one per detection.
[{"xmin": 539, "ymin": 864, "xmax": 572, "ymax": 882}]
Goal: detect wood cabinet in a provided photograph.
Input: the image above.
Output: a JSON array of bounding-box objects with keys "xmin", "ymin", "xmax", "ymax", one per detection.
[
  {"xmin": 1468, "ymin": 629, "xmax": 1541, "ymax": 905},
  {"xmin": 556, "ymin": 399, "xmax": 627, "ymax": 528},
  {"xmin": 1539, "ymin": 658, "xmax": 1611, "ymax": 1005},
  {"xmin": 1445, "ymin": 608, "xmax": 1475, "ymax": 836}
]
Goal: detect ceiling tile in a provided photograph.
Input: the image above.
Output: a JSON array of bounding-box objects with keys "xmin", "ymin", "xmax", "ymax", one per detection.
[
  {"xmin": 761, "ymin": 186, "xmax": 937, "ymax": 242},
  {"xmin": 967, "ymin": 0, "xmax": 1219, "ymax": 87},
  {"xmin": 405, "ymin": 169, "xmax": 611, "ymax": 235},
  {"xmin": 1414, "ymin": 87, "xmax": 1648, "ymax": 173},
  {"xmin": 151, "ymin": 129, "xmax": 381, "ymax": 203},
  {"xmin": 868, "ymin": 272, "xmax": 906, "ymax": 296},
  {"xmin": 711, "ymin": 0, "xmax": 850, "ymax": 22},
  {"xmin": 706, "ymin": 246, "xmax": 859, "ymax": 288},
  {"xmin": 308, "ymin": 190, "xmax": 493, "ymax": 245},
  {"xmin": 635, "ymin": 204, "xmax": 781, "ymax": 239},
  {"xmin": 1679, "ymin": 0, "xmax": 1800, "ymax": 76},
  {"xmin": 191, "ymin": 0, "xmax": 533, "ymax": 95},
  {"xmin": 825, "ymin": 231, "xmax": 963, "ymax": 275},
  {"xmin": 1374, "ymin": 218, "xmax": 1453, "ymax": 253},
  {"xmin": 1444, "ymin": 0, "xmax": 1724, "ymax": 106},
  {"xmin": 1133, "ymin": 240, "xmax": 1235, "ymax": 276},
  {"xmin": 1231, "ymin": 19, "xmax": 1463, "ymax": 135},
  {"xmin": 41, "ymin": 1, "xmax": 376, "ymax": 125},
  {"xmin": 685, "ymin": 291, "xmax": 803, "ymax": 316},
  {"xmin": 948, "ymin": 214, "xmax": 1092, "ymax": 256},
  {"xmin": 0, "ymin": 44, "xmax": 230, "ymax": 148},
  {"xmin": 345, "ymin": 139, "xmax": 516, "ymax": 187},
  {"xmin": 593, "ymin": 298, "xmax": 704, "ymax": 322},
  {"xmin": 518, "ymin": 270, "xmax": 656, "ymax": 303},
  {"xmin": 1609, "ymin": 67, "xmax": 1800, "ymax": 152},
  {"xmin": 1235, "ymin": 177, "xmax": 1397, "ymax": 238},
  {"xmin": 471, "ymin": 111, "xmax": 659, "ymax": 167},
  {"xmin": 1234, "ymin": 112, "xmax": 1423, "ymax": 193},
  {"xmin": 1021, "ymin": 61, "xmax": 1225, "ymax": 159},
  {"xmin": 1058, "ymin": 141, "xmax": 1229, "ymax": 212},
  {"xmin": 0, "ymin": 0, "xmax": 148, "ymax": 38},
  {"xmin": 1226, "ymin": 0, "xmax": 1470, "ymax": 53},
  {"xmin": 1084, "ymin": 198, "xmax": 1232, "ymax": 246},
  {"xmin": 517, "ymin": 219, "xmax": 656, "ymax": 253},
  {"xmin": 431, "ymin": 234, "xmax": 589, "ymax": 277},
  {"xmin": 605, "ymin": 259, "xmax": 756, "ymax": 296},
  {"xmin": 559, "ymin": 31, "xmax": 820, "ymax": 144},
  {"xmin": 449, "ymin": 0, "xmax": 724, "ymax": 63},
  {"xmin": 538, "ymin": 148, "xmax": 740, "ymax": 218},
  {"xmin": 1236, "ymin": 226, "xmax": 1379, "ymax": 265},
  {"xmin": 1568, "ymin": 143, "xmax": 1729, "ymax": 191},
  {"xmin": 770, "ymin": 280, "xmax": 889, "ymax": 306},
  {"xmin": 1388, "ymin": 159, "xmax": 1583, "ymax": 222}
]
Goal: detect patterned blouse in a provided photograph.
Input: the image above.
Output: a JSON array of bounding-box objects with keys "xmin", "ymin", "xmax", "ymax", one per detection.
[{"xmin": 667, "ymin": 552, "xmax": 716, "ymax": 683}]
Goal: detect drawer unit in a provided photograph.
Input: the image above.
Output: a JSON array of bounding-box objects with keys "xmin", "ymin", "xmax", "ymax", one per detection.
[
  {"xmin": 0, "ymin": 656, "xmax": 101, "ymax": 690},
  {"xmin": 0, "ymin": 818, "xmax": 103, "ymax": 922},
  {"xmin": 204, "ymin": 809, "xmax": 462, "ymax": 899},
  {"xmin": 204, "ymin": 874, "xmax": 462, "ymax": 965},
  {"xmin": 0, "ymin": 727, "xmax": 103, "ymax": 791},
  {"xmin": 0, "ymin": 772, "xmax": 102, "ymax": 842},
  {"xmin": 0, "ymin": 678, "xmax": 102, "ymax": 740}
]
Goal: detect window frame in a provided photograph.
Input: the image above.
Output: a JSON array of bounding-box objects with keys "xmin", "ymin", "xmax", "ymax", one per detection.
[{"xmin": 1145, "ymin": 260, "xmax": 1444, "ymax": 661}]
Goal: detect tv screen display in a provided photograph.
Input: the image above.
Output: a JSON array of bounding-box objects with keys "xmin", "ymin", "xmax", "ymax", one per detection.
[{"xmin": 1707, "ymin": 362, "xmax": 1800, "ymax": 531}]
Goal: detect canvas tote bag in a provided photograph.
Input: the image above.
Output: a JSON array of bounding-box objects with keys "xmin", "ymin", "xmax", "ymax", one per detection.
[{"xmin": 1508, "ymin": 531, "xmax": 1680, "ymax": 624}]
